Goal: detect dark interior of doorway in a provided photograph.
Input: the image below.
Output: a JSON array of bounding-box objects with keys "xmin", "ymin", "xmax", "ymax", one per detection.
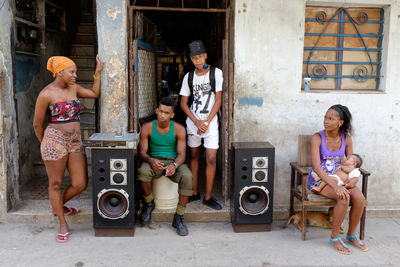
[
  {"xmin": 137, "ymin": 10, "xmax": 225, "ymax": 199},
  {"xmin": 19, "ymin": 0, "xmax": 97, "ymax": 200}
]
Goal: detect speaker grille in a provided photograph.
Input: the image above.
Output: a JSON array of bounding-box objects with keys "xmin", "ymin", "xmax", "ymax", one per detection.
[
  {"xmin": 97, "ymin": 189, "xmax": 130, "ymax": 219},
  {"xmin": 239, "ymin": 186, "xmax": 269, "ymax": 216}
]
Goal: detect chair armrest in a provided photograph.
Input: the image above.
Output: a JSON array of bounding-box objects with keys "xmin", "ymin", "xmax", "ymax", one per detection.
[
  {"xmin": 360, "ymin": 168, "xmax": 370, "ymax": 177},
  {"xmin": 291, "ymin": 162, "xmax": 311, "ymax": 201},
  {"xmin": 360, "ymin": 168, "xmax": 370, "ymax": 200},
  {"xmin": 290, "ymin": 162, "xmax": 310, "ymax": 176}
]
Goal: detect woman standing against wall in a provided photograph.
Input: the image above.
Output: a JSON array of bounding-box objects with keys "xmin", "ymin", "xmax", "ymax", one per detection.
[{"xmin": 33, "ymin": 55, "xmax": 104, "ymax": 242}]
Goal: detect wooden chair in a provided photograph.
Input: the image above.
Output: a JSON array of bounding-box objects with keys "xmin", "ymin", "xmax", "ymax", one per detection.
[{"xmin": 289, "ymin": 135, "xmax": 370, "ymax": 240}]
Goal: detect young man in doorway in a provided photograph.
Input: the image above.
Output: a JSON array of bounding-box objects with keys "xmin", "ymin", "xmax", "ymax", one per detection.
[
  {"xmin": 138, "ymin": 97, "xmax": 193, "ymax": 236},
  {"xmin": 179, "ymin": 40, "xmax": 223, "ymax": 210}
]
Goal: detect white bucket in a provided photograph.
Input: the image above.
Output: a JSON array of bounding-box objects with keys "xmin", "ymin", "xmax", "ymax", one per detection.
[{"xmin": 152, "ymin": 176, "xmax": 179, "ymax": 210}]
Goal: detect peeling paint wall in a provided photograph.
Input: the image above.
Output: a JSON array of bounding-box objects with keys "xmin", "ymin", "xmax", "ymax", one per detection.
[
  {"xmin": 0, "ymin": 0, "xmax": 20, "ymax": 222},
  {"xmin": 234, "ymin": 0, "xmax": 400, "ymax": 212},
  {"xmin": 96, "ymin": 0, "xmax": 129, "ymax": 133}
]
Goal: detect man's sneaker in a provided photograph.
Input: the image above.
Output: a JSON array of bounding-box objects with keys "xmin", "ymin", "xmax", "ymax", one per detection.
[
  {"xmin": 140, "ymin": 200, "xmax": 155, "ymax": 225},
  {"xmin": 172, "ymin": 213, "xmax": 189, "ymax": 236},
  {"xmin": 188, "ymin": 193, "xmax": 201, "ymax": 203},
  {"xmin": 202, "ymin": 197, "xmax": 222, "ymax": 210}
]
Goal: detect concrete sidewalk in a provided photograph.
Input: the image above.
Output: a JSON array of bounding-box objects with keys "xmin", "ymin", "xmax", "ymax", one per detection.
[{"xmin": 0, "ymin": 218, "xmax": 399, "ymax": 267}]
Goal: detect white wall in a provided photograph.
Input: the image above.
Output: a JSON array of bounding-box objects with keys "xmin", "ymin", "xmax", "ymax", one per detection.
[{"xmin": 233, "ymin": 0, "xmax": 400, "ymax": 212}]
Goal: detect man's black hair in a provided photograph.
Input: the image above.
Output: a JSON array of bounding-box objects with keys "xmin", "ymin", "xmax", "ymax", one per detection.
[{"xmin": 159, "ymin": 97, "xmax": 175, "ymax": 109}]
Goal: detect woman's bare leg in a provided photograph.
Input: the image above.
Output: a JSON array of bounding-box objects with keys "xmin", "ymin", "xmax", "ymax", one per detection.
[
  {"xmin": 44, "ymin": 156, "xmax": 69, "ymax": 236},
  {"xmin": 64, "ymin": 152, "xmax": 88, "ymax": 203},
  {"xmin": 319, "ymin": 185, "xmax": 350, "ymax": 253},
  {"xmin": 347, "ymin": 187, "xmax": 368, "ymax": 250}
]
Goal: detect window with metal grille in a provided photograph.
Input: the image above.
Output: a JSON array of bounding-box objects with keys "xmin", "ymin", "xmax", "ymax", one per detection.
[{"xmin": 303, "ymin": 6, "xmax": 384, "ymax": 91}]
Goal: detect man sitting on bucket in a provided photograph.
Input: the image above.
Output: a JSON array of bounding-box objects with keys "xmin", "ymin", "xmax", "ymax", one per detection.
[{"xmin": 138, "ymin": 97, "xmax": 193, "ymax": 236}]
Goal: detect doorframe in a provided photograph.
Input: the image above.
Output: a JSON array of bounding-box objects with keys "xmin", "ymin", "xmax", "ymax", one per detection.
[{"xmin": 128, "ymin": 4, "xmax": 233, "ymax": 203}]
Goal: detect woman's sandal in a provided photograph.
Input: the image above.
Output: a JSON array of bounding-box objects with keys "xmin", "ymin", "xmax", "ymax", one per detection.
[
  {"xmin": 330, "ymin": 237, "xmax": 351, "ymax": 255},
  {"xmin": 51, "ymin": 206, "xmax": 80, "ymax": 216},
  {"xmin": 56, "ymin": 232, "xmax": 69, "ymax": 243},
  {"xmin": 346, "ymin": 234, "xmax": 369, "ymax": 252}
]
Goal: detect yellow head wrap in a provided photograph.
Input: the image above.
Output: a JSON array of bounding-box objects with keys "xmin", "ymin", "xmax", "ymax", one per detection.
[{"xmin": 46, "ymin": 56, "xmax": 76, "ymax": 77}]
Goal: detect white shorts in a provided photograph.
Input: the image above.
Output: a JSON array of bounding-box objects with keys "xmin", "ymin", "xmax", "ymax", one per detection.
[{"xmin": 187, "ymin": 131, "xmax": 219, "ymax": 149}]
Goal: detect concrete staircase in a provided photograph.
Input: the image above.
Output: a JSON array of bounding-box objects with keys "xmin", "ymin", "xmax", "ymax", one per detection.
[
  {"xmin": 31, "ymin": 12, "xmax": 97, "ymax": 184},
  {"xmin": 71, "ymin": 12, "xmax": 97, "ymax": 141}
]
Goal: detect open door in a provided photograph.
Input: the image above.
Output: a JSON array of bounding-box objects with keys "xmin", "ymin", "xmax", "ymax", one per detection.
[{"xmin": 128, "ymin": 12, "xmax": 158, "ymax": 132}]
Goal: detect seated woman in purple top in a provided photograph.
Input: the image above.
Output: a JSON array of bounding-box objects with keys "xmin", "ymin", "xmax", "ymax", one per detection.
[{"xmin": 310, "ymin": 104, "xmax": 368, "ymax": 255}]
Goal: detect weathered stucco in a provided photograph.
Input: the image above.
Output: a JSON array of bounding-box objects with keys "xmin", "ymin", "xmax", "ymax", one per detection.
[
  {"xmin": 0, "ymin": 0, "xmax": 20, "ymax": 222},
  {"xmin": 96, "ymin": 0, "xmax": 129, "ymax": 133},
  {"xmin": 233, "ymin": 0, "xmax": 400, "ymax": 212}
]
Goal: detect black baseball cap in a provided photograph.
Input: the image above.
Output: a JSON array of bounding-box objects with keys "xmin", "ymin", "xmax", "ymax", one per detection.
[{"xmin": 188, "ymin": 40, "xmax": 206, "ymax": 57}]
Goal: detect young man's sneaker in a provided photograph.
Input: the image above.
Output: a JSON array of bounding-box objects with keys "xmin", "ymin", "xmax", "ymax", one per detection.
[
  {"xmin": 202, "ymin": 197, "xmax": 222, "ymax": 210},
  {"xmin": 188, "ymin": 193, "xmax": 201, "ymax": 203},
  {"xmin": 172, "ymin": 213, "xmax": 189, "ymax": 236}
]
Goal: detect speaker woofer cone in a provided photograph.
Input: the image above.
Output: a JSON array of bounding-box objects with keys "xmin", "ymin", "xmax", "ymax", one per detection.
[
  {"xmin": 97, "ymin": 189, "xmax": 130, "ymax": 219},
  {"xmin": 239, "ymin": 186, "xmax": 269, "ymax": 215}
]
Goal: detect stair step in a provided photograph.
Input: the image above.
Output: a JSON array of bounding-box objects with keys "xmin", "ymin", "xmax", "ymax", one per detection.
[
  {"xmin": 81, "ymin": 109, "xmax": 95, "ymax": 114},
  {"xmin": 79, "ymin": 98, "xmax": 95, "ymax": 109},
  {"xmin": 75, "ymin": 33, "xmax": 96, "ymax": 44},
  {"xmin": 77, "ymin": 68, "xmax": 96, "ymax": 81},
  {"xmin": 77, "ymin": 24, "xmax": 95, "ymax": 33},
  {"xmin": 71, "ymin": 45, "xmax": 95, "ymax": 57},
  {"xmin": 80, "ymin": 114, "xmax": 96, "ymax": 127},
  {"xmin": 33, "ymin": 161, "xmax": 71, "ymax": 177},
  {"xmin": 81, "ymin": 14, "xmax": 94, "ymax": 23},
  {"xmin": 81, "ymin": 127, "xmax": 96, "ymax": 140},
  {"xmin": 6, "ymin": 198, "xmax": 230, "ymax": 224},
  {"xmin": 70, "ymin": 56, "xmax": 96, "ymax": 69},
  {"xmin": 78, "ymin": 81, "xmax": 93, "ymax": 87}
]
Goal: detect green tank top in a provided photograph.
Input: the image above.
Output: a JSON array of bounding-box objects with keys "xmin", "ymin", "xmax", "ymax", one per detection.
[{"xmin": 149, "ymin": 120, "xmax": 177, "ymax": 158}]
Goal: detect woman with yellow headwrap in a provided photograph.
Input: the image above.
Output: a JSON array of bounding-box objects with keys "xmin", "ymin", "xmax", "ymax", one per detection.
[{"xmin": 33, "ymin": 55, "xmax": 105, "ymax": 243}]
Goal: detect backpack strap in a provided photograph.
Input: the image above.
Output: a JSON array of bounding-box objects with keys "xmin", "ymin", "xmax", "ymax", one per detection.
[
  {"xmin": 209, "ymin": 65, "xmax": 216, "ymax": 93},
  {"xmin": 188, "ymin": 66, "xmax": 216, "ymax": 95},
  {"xmin": 188, "ymin": 69, "xmax": 195, "ymax": 95}
]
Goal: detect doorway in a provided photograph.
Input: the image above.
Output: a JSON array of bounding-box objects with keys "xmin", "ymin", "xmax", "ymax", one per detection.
[
  {"xmin": 128, "ymin": 1, "xmax": 232, "ymax": 202},
  {"xmin": 16, "ymin": 0, "xmax": 98, "ymax": 201}
]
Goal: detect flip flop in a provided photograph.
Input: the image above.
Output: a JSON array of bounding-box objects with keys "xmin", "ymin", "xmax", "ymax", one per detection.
[
  {"xmin": 64, "ymin": 206, "xmax": 79, "ymax": 216},
  {"xmin": 51, "ymin": 206, "xmax": 80, "ymax": 216},
  {"xmin": 330, "ymin": 237, "xmax": 351, "ymax": 255},
  {"xmin": 56, "ymin": 232, "xmax": 69, "ymax": 243},
  {"xmin": 346, "ymin": 234, "xmax": 369, "ymax": 252}
]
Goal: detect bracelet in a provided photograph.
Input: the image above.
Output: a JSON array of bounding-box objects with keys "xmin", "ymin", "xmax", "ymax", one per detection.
[
  {"xmin": 93, "ymin": 73, "xmax": 101, "ymax": 80},
  {"xmin": 173, "ymin": 162, "xmax": 179, "ymax": 168}
]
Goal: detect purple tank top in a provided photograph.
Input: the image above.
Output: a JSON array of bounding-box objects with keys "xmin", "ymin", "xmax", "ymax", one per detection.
[{"xmin": 308, "ymin": 130, "xmax": 346, "ymax": 186}]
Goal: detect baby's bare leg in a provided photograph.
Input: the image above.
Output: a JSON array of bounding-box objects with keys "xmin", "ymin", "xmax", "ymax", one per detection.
[{"xmin": 312, "ymin": 181, "xmax": 327, "ymax": 193}]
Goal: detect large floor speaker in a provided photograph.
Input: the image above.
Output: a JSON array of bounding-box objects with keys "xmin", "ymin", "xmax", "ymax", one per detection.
[
  {"xmin": 231, "ymin": 142, "xmax": 275, "ymax": 232},
  {"xmin": 91, "ymin": 148, "xmax": 135, "ymax": 236}
]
